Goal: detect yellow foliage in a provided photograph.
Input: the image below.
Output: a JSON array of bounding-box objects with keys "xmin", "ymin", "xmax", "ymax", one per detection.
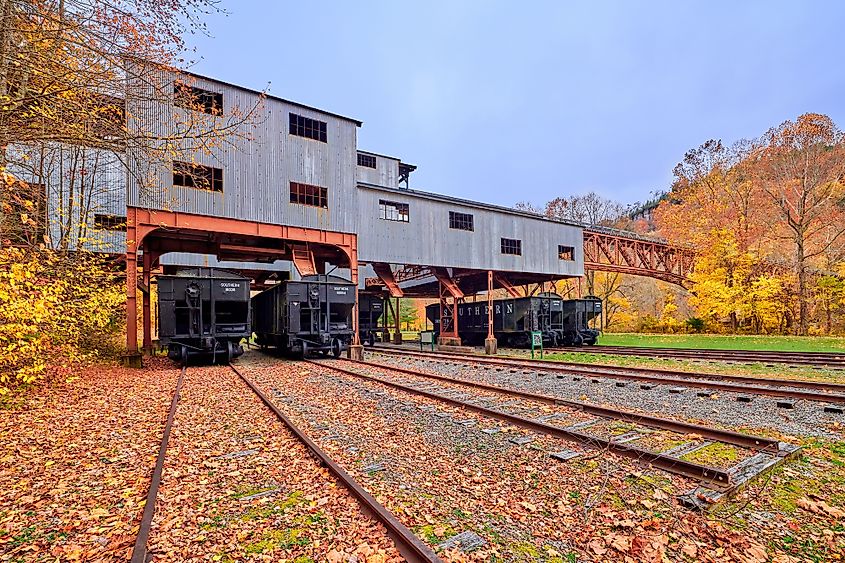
[{"xmin": 0, "ymin": 247, "xmax": 124, "ymax": 395}]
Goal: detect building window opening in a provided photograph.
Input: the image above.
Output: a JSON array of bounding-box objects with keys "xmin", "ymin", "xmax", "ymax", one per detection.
[
  {"xmin": 290, "ymin": 181, "xmax": 328, "ymax": 208},
  {"xmin": 379, "ymin": 199, "xmax": 409, "ymax": 222},
  {"xmin": 289, "ymin": 112, "xmax": 328, "ymax": 142},
  {"xmin": 173, "ymin": 161, "xmax": 223, "ymax": 192},
  {"xmin": 174, "ymin": 81, "xmax": 223, "ymax": 115},
  {"xmin": 558, "ymin": 245, "xmax": 575, "ymax": 261},
  {"xmin": 500, "ymin": 237, "xmax": 521, "ymax": 255},
  {"xmin": 94, "ymin": 214, "xmax": 127, "ymax": 231},
  {"xmin": 357, "ymin": 153, "xmax": 377, "ymax": 168},
  {"xmin": 449, "ymin": 211, "xmax": 474, "ymax": 231}
]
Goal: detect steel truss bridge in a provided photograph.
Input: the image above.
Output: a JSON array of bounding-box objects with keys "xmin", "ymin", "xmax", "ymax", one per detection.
[{"xmin": 365, "ymin": 227, "xmax": 696, "ymax": 296}]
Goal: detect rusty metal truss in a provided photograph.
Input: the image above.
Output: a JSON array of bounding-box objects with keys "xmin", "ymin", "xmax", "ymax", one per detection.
[
  {"xmin": 583, "ymin": 229, "xmax": 695, "ymax": 286},
  {"xmin": 365, "ymin": 264, "xmax": 432, "ymax": 288}
]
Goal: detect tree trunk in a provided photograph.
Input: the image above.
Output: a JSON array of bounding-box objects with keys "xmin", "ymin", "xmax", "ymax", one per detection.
[{"xmin": 797, "ymin": 236, "xmax": 808, "ymax": 336}]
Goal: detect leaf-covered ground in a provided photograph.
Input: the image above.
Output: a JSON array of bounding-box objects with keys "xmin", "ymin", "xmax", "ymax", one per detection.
[
  {"xmin": 237, "ymin": 353, "xmax": 837, "ymax": 562},
  {"xmin": 147, "ymin": 364, "xmax": 400, "ymax": 562},
  {"xmin": 3, "ymin": 352, "xmax": 843, "ymax": 562},
  {"xmin": 0, "ymin": 358, "xmax": 178, "ymax": 561}
]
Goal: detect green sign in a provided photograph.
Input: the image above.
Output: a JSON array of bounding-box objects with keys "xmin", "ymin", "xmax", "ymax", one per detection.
[{"xmin": 530, "ymin": 331, "xmax": 543, "ymax": 359}]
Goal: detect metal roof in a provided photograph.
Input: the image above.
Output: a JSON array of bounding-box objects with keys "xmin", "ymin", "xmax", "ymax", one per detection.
[
  {"xmin": 181, "ymin": 69, "xmax": 363, "ymax": 126},
  {"xmin": 357, "ymin": 182, "xmax": 583, "ymax": 228}
]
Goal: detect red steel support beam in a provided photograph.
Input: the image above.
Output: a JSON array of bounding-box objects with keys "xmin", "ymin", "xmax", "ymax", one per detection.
[
  {"xmin": 487, "ymin": 271, "xmax": 494, "ymax": 340},
  {"xmin": 492, "ymin": 272, "xmax": 521, "ymax": 298},
  {"xmin": 371, "ymin": 263, "xmax": 405, "ymax": 298},
  {"xmin": 142, "ymin": 251, "xmax": 152, "ymax": 352},
  {"xmin": 125, "ymin": 206, "xmax": 360, "ymax": 354}
]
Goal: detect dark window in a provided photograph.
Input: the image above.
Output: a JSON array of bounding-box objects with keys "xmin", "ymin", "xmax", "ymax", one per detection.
[
  {"xmin": 558, "ymin": 245, "xmax": 575, "ymax": 261},
  {"xmin": 94, "ymin": 213, "xmax": 127, "ymax": 231},
  {"xmin": 289, "ymin": 112, "xmax": 327, "ymax": 142},
  {"xmin": 174, "ymin": 81, "xmax": 223, "ymax": 115},
  {"xmin": 357, "ymin": 153, "xmax": 377, "ymax": 168},
  {"xmin": 449, "ymin": 211, "xmax": 474, "ymax": 231},
  {"xmin": 500, "ymin": 237, "xmax": 521, "ymax": 255},
  {"xmin": 290, "ymin": 182, "xmax": 328, "ymax": 208},
  {"xmin": 173, "ymin": 161, "xmax": 223, "ymax": 192},
  {"xmin": 379, "ymin": 199, "xmax": 409, "ymax": 222}
]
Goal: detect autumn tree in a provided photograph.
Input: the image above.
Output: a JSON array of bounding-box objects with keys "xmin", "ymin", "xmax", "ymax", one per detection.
[
  {"xmin": 0, "ymin": 0, "xmax": 262, "ymax": 249},
  {"xmin": 545, "ymin": 191, "xmax": 626, "ymax": 227},
  {"xmin": 0, "ymin": 0, "xmax": 262, "ymax": 391},
  {"xmin": 755, "ymin": 113, "xmax": 845, "ymax": 335}
]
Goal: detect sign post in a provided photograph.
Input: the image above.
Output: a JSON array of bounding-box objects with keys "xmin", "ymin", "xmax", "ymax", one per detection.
[
  {"xmin": 530, "ymin": 331, "xmax": 543, "ymax": 359},
  {"xmin": 420, "ymin": 330, "xmax": 435, "ymax": 351}
]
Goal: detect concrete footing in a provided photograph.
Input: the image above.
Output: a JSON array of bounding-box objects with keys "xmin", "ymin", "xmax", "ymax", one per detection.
[
  {"xmin": 484, "ymin": 337, "xmax": 498, "ymax": 355},
  {"xmin": 347, "ymin": 344, "xmax": 364, "ymax": 360},
  {"xmin": 121, "ymin": 351, "xmax": 143, "ymax": 368},
  {"xmin": 438, "ymin": 336, "xmax": 462, "ymax": 347},
  {"xmin": 392, "ymin": 332, "xmax": 403, "ymax": 344}
]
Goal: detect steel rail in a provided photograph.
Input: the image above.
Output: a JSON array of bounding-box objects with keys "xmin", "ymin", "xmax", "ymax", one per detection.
[
  {"xmin": 586, "ymin": 345, "xmax": 845, "ymax": 360},
  {"xmin": 559, "ymin": 345, "xmax": 845, "ymax": 368},
  {"xmin": 131, "ymin": 365, "xmax": 186, "ymax": 563},
  {"xmin": 372, "ymin": 347, "xmax": 845, "ymax": 404},
  {"xmin": 304, "ymin": 360, "xmax": 733, "ymax": 489},
  {"xmin": 346, "ymin": 358, "xmax": 782, "ymax": 453},
  {"xmin": 535, "ymin": 351, "xmax": 845, "ymax": 392},
  {"xmin": 229, "ymin": 364, "xmax": 442, "ymax": 563}
]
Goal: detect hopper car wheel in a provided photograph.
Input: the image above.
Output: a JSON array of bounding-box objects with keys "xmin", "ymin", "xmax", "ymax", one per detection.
[
  {"xmin": 367, "ymin": 332, "xmax": 375, "ymax": 346},
  {"xmin": 180, "ymin": 345, "xmax": 188, "ymax": 366},
  {"xmin": 301, "ymin": 341, "xmax": 309, "ymax": 359},
  {"xmin": 574, "ymin": 334, "xmax": 584, "ymax": 347},
  {"xmin": 226, "ymin": 341, "xmax": 235, "ymax": 363},
  {"xmin": 331, "ymin": 339, "xmax": 342, "ymax": 358}
]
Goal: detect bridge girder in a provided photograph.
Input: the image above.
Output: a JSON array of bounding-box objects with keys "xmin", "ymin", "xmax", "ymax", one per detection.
[{"xmin": 583, "ymin": 229, "xmax": 695, "ymax": 287}]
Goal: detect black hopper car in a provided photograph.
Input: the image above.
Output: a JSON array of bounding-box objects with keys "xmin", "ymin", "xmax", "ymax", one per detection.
[
  {"xmin": 358, "ymin": 294, "xmax": 385, "ymax": 345},
  {"xmin": 425, "ymin": 294, "xmax": 602, "ymax": 348},
  {"xmin": 252, "ymin": 275, "xmax": 356, "ymax": 357},
  {"xmin": 157, "ymin": 268, "xmax": 251, "ymax": 363}
]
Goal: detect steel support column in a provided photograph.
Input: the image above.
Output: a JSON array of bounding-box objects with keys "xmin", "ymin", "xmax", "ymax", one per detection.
[
  {"xmin": 485, "ymin": 270, "xmax": 497, "ymax": 354},
  {"xmin": 142, "ymin": 252, "xmax": 152, "ymax": 353},
  {"xmin": 438, "ymin": 281, "xmax": 461, "ymax": 346},
  {"xmin": 393, "ymin": 297, "xmax": 403, "ymax": 344}
]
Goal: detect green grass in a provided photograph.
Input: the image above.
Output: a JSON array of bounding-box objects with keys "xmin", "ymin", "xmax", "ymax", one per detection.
[{"xmin": 598, "ymin": 333, "xmax": 845, "ymax": 353}]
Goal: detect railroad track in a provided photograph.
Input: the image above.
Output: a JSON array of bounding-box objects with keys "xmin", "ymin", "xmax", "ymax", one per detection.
[
  {"xmin": 372, "ymin": 346, "xmax": 845, "ymax": 408},
  {"xmin": 551, "ymin": 345, "xmax": 845, "ymax": 369},
  {"xmin": 309, "ymin": 357, "xmax": 800, "ymax": 510},
  {"xmin": 130, "ymin": 363, "xmax": 441, "ymax": 563}
]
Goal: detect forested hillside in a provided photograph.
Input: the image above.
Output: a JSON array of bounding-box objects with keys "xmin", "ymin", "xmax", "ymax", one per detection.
[{"xmin": 520, "ymin": 113, "xmax": 845, "ymax": 336}]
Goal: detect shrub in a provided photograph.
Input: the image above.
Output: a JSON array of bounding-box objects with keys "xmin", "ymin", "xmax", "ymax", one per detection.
[
  {"xmin": 0, "ymin": 247, "xmax": 124, "ymax": 394},
  {"xmin": 685, "ymin": 317, "xmax": 706, "ymax": 332}
]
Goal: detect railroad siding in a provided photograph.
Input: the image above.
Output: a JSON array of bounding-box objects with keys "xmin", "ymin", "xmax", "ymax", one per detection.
[
  {"xmin": 126, "ymin": 68, "xmax": 361, "ymax": 234},
  {"xmin": 357, "ymin": 184, "xmax": 584, "ymax": 276}
]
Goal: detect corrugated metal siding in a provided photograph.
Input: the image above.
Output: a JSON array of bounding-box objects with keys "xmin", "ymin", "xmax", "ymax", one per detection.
[
  {"xmin": 355, "ymin": 152, "xmax": 399, "ymax": 187},
  {"xmin": 357, "ymin": 185, "xmax": 584, "ymax": 276},
  {"xmin": 6, "ymin": 143, "xmax": 126, "ymax": 253},
  {"xmin": 126, "ymin": 70, "xmax": 359, "ymax": 233}
]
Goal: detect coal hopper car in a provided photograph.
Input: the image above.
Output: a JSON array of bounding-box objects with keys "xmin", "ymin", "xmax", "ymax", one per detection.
[
  {"xmin": 157, "ymin": 268, "xmax": 251, "ymax": 363},
  {"xmin": 252, "ymin": 275, "xmax": 356, "ymax": 357},
  {"xmin": 358, "ymin": 294, "xmax": 385, "ymax": 345},
  {"xmin": 425, "ymin": 294, "xmax": 602, "ymax": 348},
  {"xmin": 559, "ymin": 297, "xmax": 602, "ymax": 346}
]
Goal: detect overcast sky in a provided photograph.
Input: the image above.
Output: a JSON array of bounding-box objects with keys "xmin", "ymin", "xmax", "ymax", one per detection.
[{"xmin": 185, "ymin": 1, "xmax": 845, "ymax": 208}]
